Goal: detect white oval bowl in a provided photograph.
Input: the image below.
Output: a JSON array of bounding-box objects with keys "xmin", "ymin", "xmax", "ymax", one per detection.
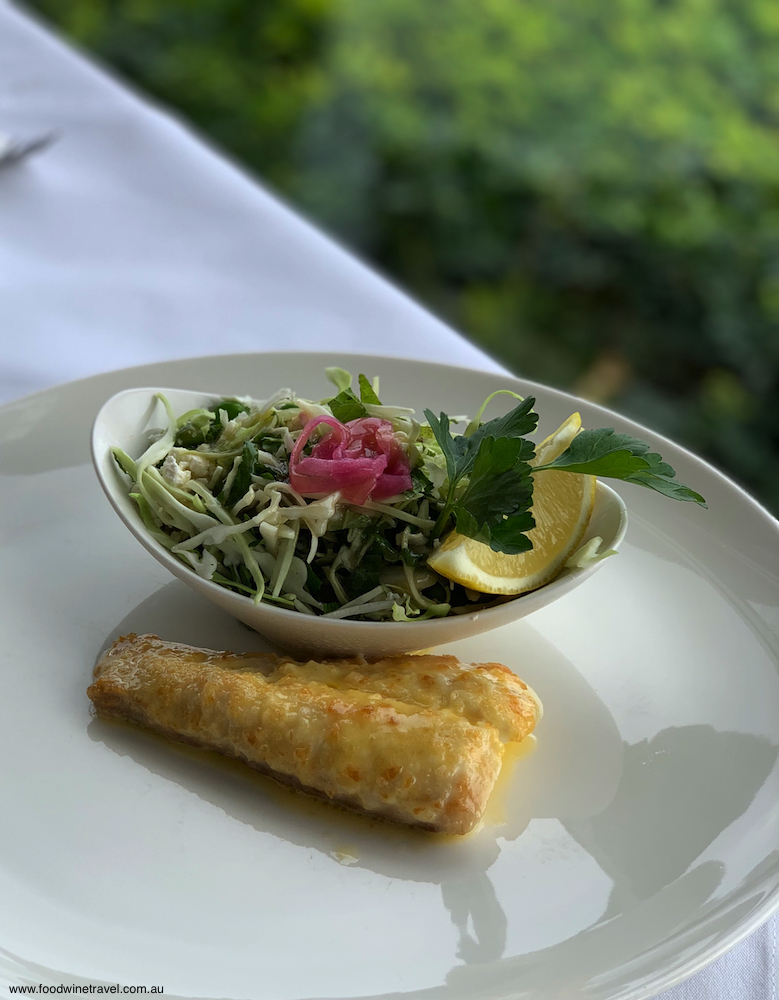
[{"xmin": 92, "ymin": 385, "xmax": 628, "ymax": 658}]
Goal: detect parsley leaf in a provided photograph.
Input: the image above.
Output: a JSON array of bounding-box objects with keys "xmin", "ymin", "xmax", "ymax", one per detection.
[
  {"xmin": 218, "ymin": 398, "xmax": 251, "ymax": 421},
  {"xmin": 174, "ymin": 421, "xmax": 208, "ymax": 449},
  {"xmin": 425, "ymin": 398, "xmax": 538, "ymax": 481},
  {"xmin": 327, "ymin": 373, "xmax": 380, "ymax": 421},
  {"xmin": 328, "ymin": 389, "xmax": 368, "ymax": 423},
  {"xmin": 423, "ymin": 396, "xmax": 705, "ymax": 558},
  {"xmin": 358, "ymin": 373, "xmax": 382, "ymax": 405},
  {"xmin": 407, "ymin": 466, "xmax": 434, "ymax": 498},
  {"xmin": 456, "ymin": 437, "xmax": 533, "ymax": 527},
  {"xmin": 423, "ymin": 410, "xmax": 461, "ymax": 484},
  {"xmin": 425, "ymin": 408, "xmax": 537, "ymax": 553},
  {"xmin": 536, "ymin": 428, "xmax": 707, "ymax": 506},
  {"xmin": 485, "ymin": 513, "xmax": 537, "ymax": 554},
  {"xmin": 465, "ymin": 396, "xmax": 537, "ymax": 452},
  {"xmin": 201, "ymin": 398, "xmax": 251, "ymax": 445},
  {"xmin": 452, "ymin": 437, "xmax": 535, "ymax": 553}
]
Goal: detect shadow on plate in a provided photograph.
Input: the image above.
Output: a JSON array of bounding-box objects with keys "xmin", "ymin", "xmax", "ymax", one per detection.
[{"xmin": 88, "ymin": 580, "xmax": 779, "ymax": 976}]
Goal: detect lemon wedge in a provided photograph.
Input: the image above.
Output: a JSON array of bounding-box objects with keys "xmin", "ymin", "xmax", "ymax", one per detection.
[
  {"xmin": 427, "ymin": 413, "xmax": 596, "ymax": 595},
  {"xmin": 533, "ymin": 412, "xmax": 582, "ymax": 466}
]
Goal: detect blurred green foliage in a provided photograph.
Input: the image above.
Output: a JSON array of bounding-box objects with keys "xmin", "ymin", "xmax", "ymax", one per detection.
[{"xmin": 27, "ymin": 0, "xmax": 779, "ymax": 511}]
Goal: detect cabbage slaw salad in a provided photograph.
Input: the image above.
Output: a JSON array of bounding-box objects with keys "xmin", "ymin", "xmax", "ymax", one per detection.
[
  {"xmin": 112, "ymin": 368, "xmax": 485, "ymax": 622},
  {"xmin": 112, "ymin": 367, "xmax": 705, "ymax": 623}
]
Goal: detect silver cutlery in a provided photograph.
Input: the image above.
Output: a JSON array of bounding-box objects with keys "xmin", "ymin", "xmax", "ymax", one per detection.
[{"xmin": 0, "ymin": 130, "xmax": 56, "ymax": 167}]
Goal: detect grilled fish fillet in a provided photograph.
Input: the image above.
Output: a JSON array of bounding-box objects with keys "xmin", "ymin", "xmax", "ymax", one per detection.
[{"xmin": 88, "ymin": 634, "xmax": 541, "ymax": 835}]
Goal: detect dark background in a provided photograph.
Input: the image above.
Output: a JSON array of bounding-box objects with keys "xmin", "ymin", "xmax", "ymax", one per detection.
[{"xmin": 26, "ymin": 0, "xmax": 779, "ymax": 514}]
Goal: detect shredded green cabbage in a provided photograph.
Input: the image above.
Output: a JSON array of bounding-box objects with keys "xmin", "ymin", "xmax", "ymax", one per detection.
[{"xmin": 113, "ymin": 369, "xmax": 608, "ymax": 621}]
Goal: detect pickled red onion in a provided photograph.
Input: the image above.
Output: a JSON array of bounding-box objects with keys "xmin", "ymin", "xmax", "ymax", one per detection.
[
  {"xmin": 347, "ymin": 417, "xmax": 413, "ymax": 500},
  {"xmin": 290, "ymin": 415, "xmax": 411, "ymax": 504}
]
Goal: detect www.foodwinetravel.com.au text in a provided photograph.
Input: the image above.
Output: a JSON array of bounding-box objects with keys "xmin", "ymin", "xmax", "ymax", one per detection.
[{"xmin": 9, "ymin": 985, "xmax": 163, "ymax": 994}]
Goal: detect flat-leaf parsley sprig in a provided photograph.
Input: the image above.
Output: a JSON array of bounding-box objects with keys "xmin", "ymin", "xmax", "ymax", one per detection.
[
  {"xmin": 534, "ymin": 428, "xmax": 707, "ymax": 505},
  {"xmin": 425, "ymin": 396, "xmax": 706, "ymax": 555},
  {"xmin": 425, "ymin": 398, "xmax": 537, "ymax": 555}
]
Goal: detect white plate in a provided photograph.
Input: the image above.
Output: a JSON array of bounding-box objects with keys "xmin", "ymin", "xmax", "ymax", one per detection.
[{"xmin": 1, "ymin": 352, "xmax": 778, "ymax": 1000}]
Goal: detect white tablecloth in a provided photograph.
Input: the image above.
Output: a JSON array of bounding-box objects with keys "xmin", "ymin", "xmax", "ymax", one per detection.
[
  {"xmin": 0, "ymin": 2, "xmax": 775, "ymax": 997},
  {"xmin": 0, "ymin": 1, "xmax": 502, "ymax": 404}
]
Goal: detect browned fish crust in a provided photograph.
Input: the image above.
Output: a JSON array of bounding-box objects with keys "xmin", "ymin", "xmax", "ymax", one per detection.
[{"xmin": 88, "ymin": 634, "xmax": 541, "ymax": 835}]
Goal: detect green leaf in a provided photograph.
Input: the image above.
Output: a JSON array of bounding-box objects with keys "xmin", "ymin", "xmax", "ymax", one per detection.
[
  {"xmin": 329, "ymin": 389, "xmax": 368, "ymax": 423},
  {"xmin": 486, "ymin": 513, "xmax": 536, "ymax": 554},
  {"xmin": 372, "ymin": 532, "xmax": 402, "ymax": 562},
  {"xmin": 325, "ymin": 367, "xmax": 352, "ymax": 393},
  {"xmin": 537, "ymin": 428, "xmax": 707, "ymax": 506},
  {"xmin": 447, "ymin": 436, "xmax": 536, "ymax": 553},
  {"xmin": 339, "ymin": 510, "xmax": 374, "ymax": 532},
  {"xmin": 204, "ymin": 417, "xmax": 223, "ymax": 444},
  {"xmin": 408, "ymin": 465, "xmax": 435, "ymax": 497},
  {"xmin": 358, "ymin": 373, "xmax": 382, "ymax": 405},
  {"xmin": 427, "ymin": 398, "xmax": 538, "ymax": 482},
  {"xmin": 537, "ymin": 428, "xmax": 648, "ymax": 471},
  {"xmin": 174, "ymin": 408, "xmax": 215, "ymax": 449},
  {"xmin": 175, "ymin": 422, "xmax": 208, "ymax": 449},
  {"xmin": 426, "ymin": 406, "xmax": 538, "ymax": 549},
  {"xmin": 224, "ymin": 441, "xmax": 258, "ymax": 506},
  {"xmin": 423, "ymin": 409, "xmax": 459, "ymax": 483},
  {"xmin": 453, "ymin": 508, "xmax": 535, "ymax": 554},
  {"xmin": 217, "ymin": 398, "xmax": 250, "ymax": 421},
  {"xmin": 464, "ymin": 390, "xmax": 527, "ymax": 436},
  {"xmin": 624, "ymin": 463, "xmax": 707, "ymax": 504},
  {"xmin": 201, "ymin": 398, "xmax": 251, "ymax": 445},
  {"xmin": 451, "ymin": 507, "xmax": 492, "ymax": 544},
  {"xmin": 466, "ymin": 396, "xmax": 538, "ymax": 454},
  {"xmin": 457, "ymin": 436, "xmax": 534, "ymax": 526}
]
